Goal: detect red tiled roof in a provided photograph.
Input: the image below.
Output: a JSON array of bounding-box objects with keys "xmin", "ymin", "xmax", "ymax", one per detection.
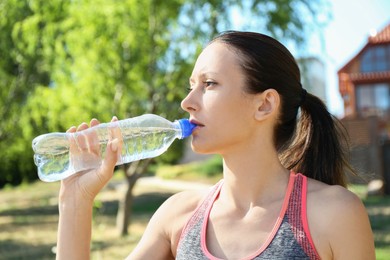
[
  {"xmin": 349, "ymin": 71, "xmax": 390, "ymax": 83},
  {"xmin": 338, "ymin": 23, "xmax": 390, "ymax": 73},
  {"xmin": 368, "ymin": 23, "xmax": 390, "ymax": 44}
]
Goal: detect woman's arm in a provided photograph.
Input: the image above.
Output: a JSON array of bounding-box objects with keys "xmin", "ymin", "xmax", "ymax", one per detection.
[
  {"xmin": 56, "ymin": 118, "xmax": 119, "ymax": 260},
  {"xmin": 327, "ymin": 188, "xmax": 376, "ymax": 260},
  {"xmin": 127, "ymin": 189, "xmax": 205, "ymax": 260},
  {"xmin": 127, "ymin": 198, "xmax": 176, "ymax": 260},
  {"xmin": 56, "ymin": 193, "xmax": 94, "ymax": 260},
  {"xmin": 309, "ymin": 183, "xmax": 376, "ymax": 260}
]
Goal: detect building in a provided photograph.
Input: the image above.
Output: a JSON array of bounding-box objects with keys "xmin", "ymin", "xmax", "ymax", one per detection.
[
  {"xmin": 338, "ymin": 23, "xmax": 390, "ymax": 128},
  {"xmin": 298, "ymin": 57, "xmax": 327, "ymax": 104},
  {"xmin": 338, "ymin": 23, "xmax": 390, "ymax": 190}
]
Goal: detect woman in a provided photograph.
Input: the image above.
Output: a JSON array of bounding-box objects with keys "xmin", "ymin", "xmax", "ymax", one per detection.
[{"xmin": 56, "ymin": 31, "xmax": 375, "ymax": 259}]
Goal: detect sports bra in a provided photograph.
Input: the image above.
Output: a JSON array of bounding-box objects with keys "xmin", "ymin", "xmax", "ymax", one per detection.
[{"xmin": 176, "ymin": 172, "xmax": 320, "ymax": 259}]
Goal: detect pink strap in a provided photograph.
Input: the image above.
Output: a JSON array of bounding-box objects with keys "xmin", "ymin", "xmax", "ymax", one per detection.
[
  {"xmin": 300, "ymin": 174, "xmax": 321, "ymax": 259},
  {"xmin": 201, "ymin": 172, "xmax": 296, "ymax": 260},
  {"xmin": 177, "ymin": 180, "xmax": 224, "ymax": 248}
]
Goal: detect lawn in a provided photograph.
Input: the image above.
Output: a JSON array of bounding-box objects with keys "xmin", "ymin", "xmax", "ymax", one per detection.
[
  {"xmin": 0, "ymin": 177, "xmax": 389, "ymax": 259},
  {"xmin": 361, "ymin": 192, "xmax": 390, "ymax": 259},
  {"xmin": 0, "ymin": 177, "xmax": 174, "ymax": 259}
]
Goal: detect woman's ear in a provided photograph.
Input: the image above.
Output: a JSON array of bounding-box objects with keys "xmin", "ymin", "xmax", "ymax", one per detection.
[{"xmin": 254, "ymin": 89, "xmax": 280, "ymax": 121}]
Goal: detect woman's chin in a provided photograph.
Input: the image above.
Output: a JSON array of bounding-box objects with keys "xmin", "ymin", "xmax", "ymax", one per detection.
[{"xmin": 191, "ymin": 143, "xmax": 213, "ymax": 155}]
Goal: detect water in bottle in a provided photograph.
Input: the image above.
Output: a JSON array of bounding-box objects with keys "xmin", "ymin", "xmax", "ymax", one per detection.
[{"xmin": 32, "ymin": 114, "xmax": 196, "ymax": 182}]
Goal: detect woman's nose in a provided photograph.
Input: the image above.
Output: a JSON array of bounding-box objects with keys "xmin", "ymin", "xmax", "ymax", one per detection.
[{"xmin": 181, "ymin": 91, "xmax": 198, "ymax": 113}]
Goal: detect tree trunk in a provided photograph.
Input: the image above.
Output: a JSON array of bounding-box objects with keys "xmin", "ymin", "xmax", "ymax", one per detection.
[
  {"xmin": 116, "ymin": 175, "xmax": 134, "ymax": 236},
  {"xmin": 116, "ymin": 159, "xmax": 153, "ymax": 236}
]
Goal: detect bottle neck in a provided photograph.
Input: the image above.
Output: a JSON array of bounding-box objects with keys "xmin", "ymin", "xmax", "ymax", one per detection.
[
  {"xmin": 177, "ymin": 119, "xmax": 196, "ymax": 139},
  {"xmin": 173, "ymin": 120, "xmax": 185, "ymax": 139}
]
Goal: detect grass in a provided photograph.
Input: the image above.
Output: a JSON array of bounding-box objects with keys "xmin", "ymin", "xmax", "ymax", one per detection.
[
  {"xmin": 349, "ymin": 184, "xmax": 390, "ymax": 259},
  {"xmin": 0, "ymin": 174, "xmax": 389, "ymax": 259},
  {"xmin": 0, "ymin": 176, "xmax": 175, "ymax": 259},
  {"xmin": 365, "ymin": 196, "xmax": 390, "ymax": 259},
  {"xmin": 155, "ymin": 154, "xmax": 223, "ymax": 182}
]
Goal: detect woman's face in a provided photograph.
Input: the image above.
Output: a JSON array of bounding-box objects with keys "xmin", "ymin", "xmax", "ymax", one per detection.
[{"xmin": 181, "ymin": 42, "xmax": 259, "ymax": 155}]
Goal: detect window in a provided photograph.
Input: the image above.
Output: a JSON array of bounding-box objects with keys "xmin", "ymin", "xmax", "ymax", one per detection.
[
  {"xmin": 360, "ymin": 44, "xmax": 390, "ymax": 72},
  {"xmin": 356, "ymin": 83, "xmax": 390, "ymax": 117}
]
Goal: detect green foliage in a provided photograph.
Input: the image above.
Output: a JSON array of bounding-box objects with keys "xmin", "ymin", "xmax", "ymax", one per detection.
[
  {"xmin": 0, "ymin": 0, "xmax": 328, "ymax": 187},
  {"xmin": 156, "ymin": 155, "xmax": 223, "ymax": 179}
]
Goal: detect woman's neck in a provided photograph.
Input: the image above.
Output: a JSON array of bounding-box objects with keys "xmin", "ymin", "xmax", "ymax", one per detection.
[{"xmin": 220, "ymin": 146, "xmax": 289, "ymax": 212}]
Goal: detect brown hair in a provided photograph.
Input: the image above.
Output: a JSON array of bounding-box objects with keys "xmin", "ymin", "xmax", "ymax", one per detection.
[{"xmin": 213, "ymin": 31, "xmax": 353, "ymax": 187}]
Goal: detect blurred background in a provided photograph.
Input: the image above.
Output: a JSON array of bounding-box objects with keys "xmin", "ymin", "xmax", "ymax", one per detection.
[{"xmin": 0, "ymin": 0, "xmax": 389, "ymax": 259}]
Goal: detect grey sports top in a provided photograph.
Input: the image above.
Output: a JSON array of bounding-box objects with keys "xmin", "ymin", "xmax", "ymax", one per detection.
[{"xmin": 176, "ymin": 172, "xmax": 320, "ymax": 259}]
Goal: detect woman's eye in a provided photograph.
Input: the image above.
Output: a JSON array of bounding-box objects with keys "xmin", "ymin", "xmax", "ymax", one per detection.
[
  {"xmin": 204, "ymin": 81, "xmax": 216, "ymax": 87},
  {"xmin": 186, "ymin": 81, "xmax": 216, "ymax": 93}
]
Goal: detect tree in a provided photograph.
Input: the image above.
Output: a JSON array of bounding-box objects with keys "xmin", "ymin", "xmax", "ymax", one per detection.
[
  {"xmin": 0, "ymin": 0, "xmax": 71, "ymax": 185},
  {"xmin": 23, "ymin": 0, "xmax": 193, "ymax": 236},
  {"xmin": 0, "ymin": 0, "xmax": 329, "ymax": 235}
]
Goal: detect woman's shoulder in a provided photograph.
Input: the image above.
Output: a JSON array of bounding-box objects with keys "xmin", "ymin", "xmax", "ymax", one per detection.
[
  {"xmin": 306, "ymin": 177, "xmax": 366, "ymax": 223},
  {"xmin": 151, "ymin": 182, "xmax": 218, "ymax": 232},
  {"xmin": 306, "ymin": 177, "xmax": 362, "ymax": 210},
  {"xmin": 153, "ymin": 183, "xmax": 218, "ymax": 250},
  {"xmin": 306, "ymin": 178, "xmax": 375, "ymax": 259},
  {"xmin": 161, "ymin": 186, "xmax": 212, "ymax": 215}
]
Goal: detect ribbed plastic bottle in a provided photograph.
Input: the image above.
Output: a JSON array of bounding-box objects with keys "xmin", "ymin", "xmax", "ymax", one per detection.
[{"xmin": 32, "ymin": 114, "xmax": 196, "ymax": 182}]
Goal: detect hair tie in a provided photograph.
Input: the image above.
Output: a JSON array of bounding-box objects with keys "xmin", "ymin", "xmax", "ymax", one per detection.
[{"xmin": 300, "ymin": 88, "xmax": 307, "ymax": 106}]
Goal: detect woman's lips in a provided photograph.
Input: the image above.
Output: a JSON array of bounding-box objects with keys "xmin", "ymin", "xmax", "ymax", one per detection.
[{"xmin": 190, "ymin": 119, "xmax": 205, "ymax": 128}]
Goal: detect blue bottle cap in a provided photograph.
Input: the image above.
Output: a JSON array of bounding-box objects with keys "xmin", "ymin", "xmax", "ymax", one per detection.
[{"xmin": 178, "ymin": 119, "xmax": 197, "ymax": 139}]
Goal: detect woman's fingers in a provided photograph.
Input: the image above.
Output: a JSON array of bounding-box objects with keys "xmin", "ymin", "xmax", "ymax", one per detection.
[
  {"xmin": 62, "ymin": 117, "xmax": 120, "ymax": 199},
  {"xmin": 85, "ymin": 119, "xmax": 100, "ymax": 156},
  {"xmin": 111, "ymin": 116, "xmax": 118, "ymax": 122},
  {"xmin": 66, "ymin": 126, "xmax": 77, "ymax": 133},
  {"xmin": 75, "ymin": 123, "xmax": 89, "ymax": 152},
  {"xmin": 98, "ymin": 116, "xmax": 120, "ymax": 180},
  {"xmin": 77, "ymin": 122, "xmax": 89, "ymax": 131},
  {"xmin": 90, "ymin": 118, "xmax": 100, "ymax": 127},
  {"xmin": 94, "ymin": 117, "xmax": 119, "ymax": 186},
  {"xmin": 67, "ymin": 126, "xmax": 78, "ymax": 160},
  {"xmin": 108, "ymin": 116, "xmax": 122, "ymax": 159},
  {"xmin": 99, "ymin": 138, "xmax": 118, "ymax": 181},
  {"xmin": 67, "ymin": 118, "xmax": 116, "ymax": 157}
]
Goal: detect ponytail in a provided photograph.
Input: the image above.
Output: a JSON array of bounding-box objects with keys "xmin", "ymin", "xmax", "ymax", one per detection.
[
  {"xmin": 213, "ymin": 31, "xmax": 354, "ymax": 186},
  {"xmin": 279, "ymin": 93, "xmax": 353, "ymax": 187}
]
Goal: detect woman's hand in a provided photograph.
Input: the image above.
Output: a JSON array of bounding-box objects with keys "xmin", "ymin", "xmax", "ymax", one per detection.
[
  {"xmin": 59, "ymin": 116, "xmax": 121, "ymax": 205},
  {"xmin": 56, "ymin": 116, "xmax": 121, "ymax": 260}
]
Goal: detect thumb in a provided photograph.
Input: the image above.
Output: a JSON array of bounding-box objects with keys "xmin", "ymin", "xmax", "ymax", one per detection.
[
  {"xmin": 80, "ymin": 139, "xmax": 119, "ymax": 200},
  {"xmin": 101, "ymin": 138, "xmax": 119, "ymax": 174}
]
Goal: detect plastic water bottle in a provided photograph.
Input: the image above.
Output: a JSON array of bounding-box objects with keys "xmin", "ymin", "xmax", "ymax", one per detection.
[{"xmin": 32, "ymin": 114, "xmax": 196, "ymax": 182}]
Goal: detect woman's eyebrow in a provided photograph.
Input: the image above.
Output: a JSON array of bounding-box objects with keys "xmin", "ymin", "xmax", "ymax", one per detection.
[{"xmin": 189, "ymin": 72, "xmax": 219, "ymax": 83}]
